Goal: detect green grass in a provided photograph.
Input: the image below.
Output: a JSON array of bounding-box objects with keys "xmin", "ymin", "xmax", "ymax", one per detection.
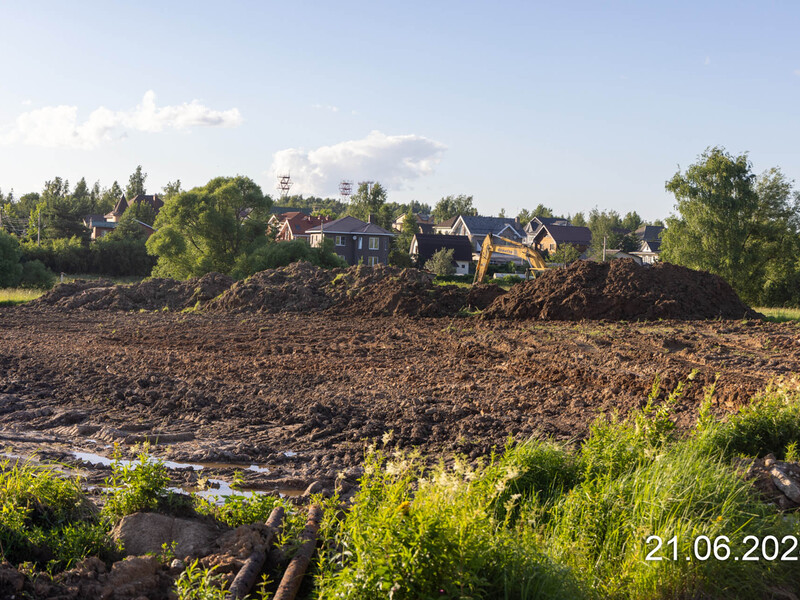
[
  {"xmin": 0, "ymin": 287, "xmax": 45, "ymax": 305},
  {"xmin": 314, "ymin": 379, "xmax": 800, "ymax": 599},
  {"xmin": 756, "ymin": 306, "xmax": 800, "ymax": 322}
]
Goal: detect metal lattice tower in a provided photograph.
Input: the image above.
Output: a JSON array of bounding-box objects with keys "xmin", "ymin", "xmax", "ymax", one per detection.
[
  {"xmin": 277, "ymin": 174, "xmax": 292, "ymax": 198},
  {"xmin": 339, "ymin": 180, "xmax": 353, "ymax": 202}
]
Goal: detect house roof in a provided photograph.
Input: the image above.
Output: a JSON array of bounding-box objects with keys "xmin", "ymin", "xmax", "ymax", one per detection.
[
  {"xmin": 634, "ymin": 225, "xmax": 665, "ymax": 242},
  {"xmin": 305, "ymin": 215, "xmax": 395, "ymax": 236},
  {"xmin": 411, "ymin": 234, "xmax": 473, "ymax": 263},
  {"xmin": 524, "ymin": 216, "xmax": 570, "ymax": 234},
  {"xmin": 418, "ymin": 223, "xmax": 435, "ymax": 235},
  {"xmin": 279, "ymin": 213, "xmax": 331, "ymax": 236},
  {"xmin": 433, "ymin": 215, "xmax": 459, "ymax": 230},
  {"xmin": 457, "ymin": 215, "xmax": 525, "ymax": 238},
  {"xmin": 641, "ymin": 239, "xmax": 661, "ymax": 253},
  {"xmin": 109, "ymin": 194, "xmax": 163, "ymax": 217},
  {"xmin": 270, "ymin": 205, "xmax": 312, "ymax": 216},
  {"xmin": 537, "ymin": 224, "xmax": 592, "ymax": 245}
]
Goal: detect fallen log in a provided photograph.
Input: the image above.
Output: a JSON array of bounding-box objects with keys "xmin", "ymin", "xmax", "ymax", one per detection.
[
  {"xmin": 272, "ymin": 504, "xmax": 324, "ymax": 600},
  {"xmin": 226, "ymin": 506, "xmax": 285, "ymax": 600}
]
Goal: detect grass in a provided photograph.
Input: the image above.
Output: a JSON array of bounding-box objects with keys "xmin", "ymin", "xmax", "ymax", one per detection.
[
  {"xmin": 0, "ymin": 287, "xmax": 45, "ymax": 305},
  {"xmin": 756, "ymin": 306, "xmax": 800, "ymax": 322},
  {"xmin": 314, "ymin": 378, "xmax": 800, "ymax": 599}
]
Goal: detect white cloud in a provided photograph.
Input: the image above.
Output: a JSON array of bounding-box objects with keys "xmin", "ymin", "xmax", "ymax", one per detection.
[
  {"xmin": 704, "ymin": 56, "xmax": 711, "ymax": 66},
  {"xmin": 21, "ymin": 99, "xmax": 32, "ymax": 106},
  {"xmin": 312, "ymin": 103, "xmax": 339, "ymax": 113},
  {"xmin": 270, "ymin": 130, "xmax": 447, "ymax": 196},
  {"xmin": 0, "ymin": 90, "xmax": 242, "ymax": 149}
]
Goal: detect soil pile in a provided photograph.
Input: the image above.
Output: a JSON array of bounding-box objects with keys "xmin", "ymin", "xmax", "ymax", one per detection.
[
  {"xmin": 33, "ymin": 272, "xmax": 234, "ymax": 312},
  {"xmin": 483, "ymin": 259, "xmax": 758, "ymax": 321},
  {"xmin": 208, "ymin": 263, "xmax": 500, "ymax": 317}
]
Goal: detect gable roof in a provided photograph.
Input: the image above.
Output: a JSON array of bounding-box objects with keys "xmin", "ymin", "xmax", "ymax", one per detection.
[
  {"xmin": 305, "ymin": 215, "xmax": 395, "ymax": 236},
  {"xmin": 279, "ymin": 213, "xmax": 331, "ymax": 236},
  {"xmin": 108, "ymin": 194, "xmax": 163, "ymax": 218},
  {"xmin": 537, "ymin": 224, "xmax": 592, "ymax": 245},
  {"xmin": 634, "ymin": 225, "xmax": 665, "ymax": 242},
  {"xmin": 411, "ymin": 234, "xmax": 473, "ymax": 263},
  {"xmin": 524, "ymin": 216, "xmax": 571, "ymax": 234},
  {"xmin": 456, "ymin": 215, "xmax": 525, "ymax": 238},
  {"xmin": 433, "ymin": 215, "xmax": 459, "ymax": 230}
]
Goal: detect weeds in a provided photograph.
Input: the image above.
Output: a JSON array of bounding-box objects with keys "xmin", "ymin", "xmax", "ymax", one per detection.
[{"xmin": 175, "ymin": 561, "xmax": 228, "ymax": 600}]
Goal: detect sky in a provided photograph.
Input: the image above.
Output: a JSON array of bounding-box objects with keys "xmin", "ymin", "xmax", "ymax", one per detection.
[{"xmin": 0, "ymin": 1, "xmax": 798, "ymax": 221}]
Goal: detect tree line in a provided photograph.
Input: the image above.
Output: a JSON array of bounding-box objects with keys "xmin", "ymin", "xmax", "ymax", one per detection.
[{"xmin": 1, "ymin": 147, "xmax": 799, "ymax": 307}]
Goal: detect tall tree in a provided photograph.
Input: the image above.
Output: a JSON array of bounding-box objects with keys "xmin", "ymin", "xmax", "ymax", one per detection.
[
  {"xmin": 621, "ymin": 211, "xmax": 643, "ymax": 232},
  {"xmin": 347, "ymin": 182, "xmax": 392, "ymax": 229},
  {"xmin": 662, "ymin": 147, "xmax": 800, "ymax": 304},
  {"xmin": 162, "ymin": 180, "xmax": 182, "ymax": 202},
  {"xmin": 571, "ymin": 212, "xmax": 586, "ymax": 227},
  {"xmin": 431, "ymin": 194, "xmax": 477, "ymax": 223},
  {"xmin": 126, "ymin": 165, "xmax": 147, "ymax": 199},
  {"xmin": 146, "ymin": 176, "xmax": 272, "ymax": 279}
]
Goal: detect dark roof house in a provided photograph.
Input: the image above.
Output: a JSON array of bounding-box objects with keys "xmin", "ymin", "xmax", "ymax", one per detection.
[
  {"xmin": 306, "ymin": 216, "xmax": 395, "ymax": 266},
  {"xmin": 533, "ymin": 224, "xmax": 592, "ymax": 253},
  {"xmin": 409, "ymin": 234, "xmax": 473, "ymax": 263}
]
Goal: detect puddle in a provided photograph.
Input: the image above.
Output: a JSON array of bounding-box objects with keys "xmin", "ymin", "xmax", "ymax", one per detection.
[
  {"xmin": 72, "ymin": 451, "xmax": 205, "ymax": 471},
  {"xmin": 284, "ymin": 451, "xmax": 297, "ymax": 457}
]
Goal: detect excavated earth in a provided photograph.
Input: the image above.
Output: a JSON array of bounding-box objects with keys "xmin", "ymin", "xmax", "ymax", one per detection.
[{"xmin": 1, "ymin": 261, "xmax": 797, "ymax": 493}]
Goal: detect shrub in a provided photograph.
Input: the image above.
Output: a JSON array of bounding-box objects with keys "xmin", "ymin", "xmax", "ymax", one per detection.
[
  {"xmin": 103, "ymin": 447, "xmax": 177, "ymax": 518},
  {"xmin": 424, "ymin": 248, "xmax": 456, "ymax": 276},
  {"xmin": 231, "ymin": 238, "xmax": 346, "ymax": 279},
  {"xmin": 19, "ymin": 259, "xmax": 56, "ymax": 289}
]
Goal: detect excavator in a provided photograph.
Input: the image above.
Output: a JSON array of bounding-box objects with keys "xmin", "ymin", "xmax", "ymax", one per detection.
[{"xmin": 473, "ymin": 233, "xmax": 548, "ymax": 284}]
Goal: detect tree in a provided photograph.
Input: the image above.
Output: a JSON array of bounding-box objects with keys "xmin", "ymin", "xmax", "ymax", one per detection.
[
  {"xmin": 146, "ymin": 176, "xmax": 272, "ymax": 279},
  {"xmin": 661, "ymin": 147, "xmax": 800, "ymax": 304},
  {"xmin": 571, "ymin": 212, "xmax": 586, "ymax": 227},
  {"xmin": 621, "ymin": 211, "xmax": 643, "ymax": 232},
  {"xmin": 162, "ymin": 180, "xmax": 182, "ymax": 202},
  {"xmin": 587, "ymin": 208, "xmax": 624, "ymax": 260},
  {"xmin": 431, "ymin": 195, "xmax": 477, "ymax": 223},
  {"xmin": 98, "ymin": 181, "xmax": 123, "ymax": 214},
  {"xmin": 0, "ymin": 231, "xmax": 23, "ymax": 286},
  {"xmin": 106, "ymin": 200, "xmax": 157, "ymax": 241},
  {"xmin": 550, "ymin": 243, "xmax": 581, "ymax": 265},
  {"xmin": 424, "ymin": 248, "xmax": 455, "ymax": 276},
  {"xmin": 126, "ymin": 165, "xmax": 147, "ymax": 199},
  {"xmin": 347, "ymin": 182, "xmax": 393, "ymax": 229},
  {"xmin": 396, "ymin": 210, "xmax": 419, "ymax": 255}
]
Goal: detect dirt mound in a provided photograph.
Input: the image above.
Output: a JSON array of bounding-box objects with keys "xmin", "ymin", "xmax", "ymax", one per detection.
[
  {"xmin": 207, "ymin": 261, "xmax": 338, "ymax": 313},
  {"xmin": 33, "ymin": 272, "xmax": 234, "ymax": 311},
  {"xmin": 483, "ymin": 259, "xmax": 758, "ymax": 321}
]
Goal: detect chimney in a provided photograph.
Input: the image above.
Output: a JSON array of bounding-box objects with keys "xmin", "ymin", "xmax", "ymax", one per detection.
[
  {"xmin": 515, "ymin": 216, "xmax": 520, "ymax": 224},
  {"xmin": 368, "ymin": 213, "xmax": 377, "ymax": 224}
]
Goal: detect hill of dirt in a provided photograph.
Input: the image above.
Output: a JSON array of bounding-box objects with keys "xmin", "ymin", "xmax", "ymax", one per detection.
[{"xmin": 483, "ymin": 259, "xmax": 759, "ymax": 321}]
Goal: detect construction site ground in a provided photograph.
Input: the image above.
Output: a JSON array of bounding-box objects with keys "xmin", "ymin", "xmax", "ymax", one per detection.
[{"xmin": 1, "ymin": 305, "xmax": 798, "ymax": 493}]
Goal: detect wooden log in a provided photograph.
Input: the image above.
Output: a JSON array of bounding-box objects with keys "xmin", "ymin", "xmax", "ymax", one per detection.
[
  {"xmin": 226, "ymin": 505, "xmax": 285, "ymax": 600},
  {"xmin": 272, "ymin": 504, "xmax": 324, "ymax": 600}
]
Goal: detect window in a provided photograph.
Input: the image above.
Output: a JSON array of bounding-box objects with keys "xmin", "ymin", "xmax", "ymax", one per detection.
[
  {"xmin": 368, "ymin": 256, "xmax": 380, "ymax": 266},
  {"xmin": 335, "ymin": 235, "xmax": 346, "ymax": 246},
  {"xmin": 369, "ymin": 237, "xmax": 379, "ymax": 250},
  {"xmin": 358, "ymin": 237, "xmax": 363, "ymax": 250}
]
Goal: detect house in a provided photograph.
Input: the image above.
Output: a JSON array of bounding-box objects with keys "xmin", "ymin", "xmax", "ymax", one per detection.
[
  {"xmin": 532, "ymin": 223, "xmax": 592, "ymax": 255},
  {"xmin": 392, "ymin": 212, "xmax": 435, "ymax": 232},
  {"xmin": 450, "ymin": 215, "xmax": 526, "ymax": 251},
  {"xmin": 432, "ymin": 215, "xmax": 459, "ymax": 235},
  {"xmin": 306, "ymin": 215, "xmax": 395, "ymax": 266},
  {"xmin": 86, "ymin": 194, "xmax": 163, "ymax": 241},
  {"xmin": 409, "ymin": 234, "xmax": 473, "ymax": 275},
  {"xmin": 631, "ymin": 225, "xmax": 665, "ymax": 264},
  {"xmin": 274, "ymin": 212, "xmax": 332, "ymax": 242},
  {"xmin": 523, "ymin": 216, "xmax": 570, "ymax": 245},
  {"xmin": 267, "ymin": 206, "xmax": 312, "ymax": 229}
]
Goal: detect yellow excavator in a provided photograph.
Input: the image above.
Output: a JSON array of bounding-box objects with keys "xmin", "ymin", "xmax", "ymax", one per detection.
[{"xmin": 473, "ymin": 233, "xmax": 548, "ymax": 284}]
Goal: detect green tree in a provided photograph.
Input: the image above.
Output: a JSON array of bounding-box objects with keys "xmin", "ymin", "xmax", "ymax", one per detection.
[
  {"xmin": 162, "ymin": 180, "xmax": 182, "ymax": 202},
  {"xmin": 424, "ymin": 248, "xmax": 455, "ymax": 276},
  {"xmin": 0, "ymin": 231, "xmax": 23, "ymax": 287},
  {"xmin": 571, "ymin": 212, "xmax": 586, "ymax": 227},
  {"xmin": 126, "ymin": 165, "xmax": 147, "ymax": 199},
  {"xmin": 431, "ymin": 194, "xmax": 478, "ymax": 223},
  {"xmin": 347, "ymin": 182, "xmax": 393, "ymax": 230},
  {"xmin": 146, "ymin": 176, "xmax": 272, "ymax": 279},
  {"xmin": 106, "ymin": 201, "xmax": 157, "ymax": 241},
  {"xmin": 621, "ymin": 211, "xmax": 643, "ymax": 232},
  {"xmin": 662, "ymin": 147, "xmax": 800, "ymax": 304},
  {"xmin": 396, "ymin": 210, "xmax": 419, "ymax": 255},
  {"xmin": 98, "ymin": 181, "xmax": 123, "ymax": 214},
  {"xmin": 587, "ymin": 208, "xmax": 624, "ymax": 259},
  {"xmin": 550, "ymin": 243, "xmax": 581, "ymax": 265}
]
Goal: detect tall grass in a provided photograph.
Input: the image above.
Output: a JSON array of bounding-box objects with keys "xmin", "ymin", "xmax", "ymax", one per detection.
[
  {"xmin": 0, "ymin": 287, "xmax": 45, "ymax": 305},
  {"xmin": 315, "ymin": 379, "xmax": 800, "ymax": 599}
]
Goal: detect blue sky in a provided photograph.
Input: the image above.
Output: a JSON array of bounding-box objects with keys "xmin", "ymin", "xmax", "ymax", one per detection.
[{"xmin": 1, "ymin": 1, "xmax": 798, "ymax": 221}]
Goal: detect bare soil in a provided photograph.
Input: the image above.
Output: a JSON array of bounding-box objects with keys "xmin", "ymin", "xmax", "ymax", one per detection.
[{"xmin": 1, "ymin": 303, "xmax": 798, "ymax": 492}]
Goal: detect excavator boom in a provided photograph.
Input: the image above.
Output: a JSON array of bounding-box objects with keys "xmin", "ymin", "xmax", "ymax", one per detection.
[{"xmin": 472, "ymin": 234, "xmax": 547, "ymax": 284}]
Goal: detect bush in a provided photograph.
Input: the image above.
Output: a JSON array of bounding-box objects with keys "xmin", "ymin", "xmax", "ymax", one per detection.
[
  {"xmin": 103, "ymin": 447, "xmax": 178, "ymax": 518},
  {"xmin": 424, "ymin": 248, "xmax": 456, "ymax": 276},
  {"xmin": 19, "ymin": 259, "xmax": 56, "ymax": 289},
  {"xmin": 231, "ymin": 238, "xmax": 346, "ymax": 279}
]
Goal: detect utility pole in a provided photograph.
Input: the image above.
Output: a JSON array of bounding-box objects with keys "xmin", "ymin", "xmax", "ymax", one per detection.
[
  {"xmin": 37, "ymin": 211, "xmax": 41, "ymax": 246},
  {"xmin": 602, "ymin": 235, "xmax": 606, "ymax": 262}
]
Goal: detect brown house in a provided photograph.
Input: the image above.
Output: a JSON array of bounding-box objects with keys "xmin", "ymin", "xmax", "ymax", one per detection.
[
  {"xmin": 86, "ymin": 194, "xmax": 163, "ymax": 241},
  {"xmin": 306, "ymin": 216, "xmax": 395, "ymax": 266},
  {"xmin": 274, "ymin": 212, "xmax": 332, "ymax": 242},
  {"xmin": 532, "ymin": 223, "xmax": 591, "ymax": 254}
]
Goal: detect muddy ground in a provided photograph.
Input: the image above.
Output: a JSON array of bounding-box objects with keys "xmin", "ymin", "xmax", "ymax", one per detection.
[{"xmin": 1, "ymin": 305, "xmax": 798, "ymax": 492}]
